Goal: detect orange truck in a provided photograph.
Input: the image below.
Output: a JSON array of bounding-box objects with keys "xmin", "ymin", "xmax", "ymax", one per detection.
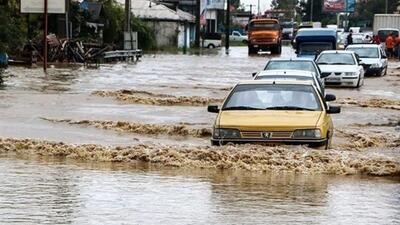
[{"xmin": 247, "ymin": 18, "xmax": 282, "ymax": 54}]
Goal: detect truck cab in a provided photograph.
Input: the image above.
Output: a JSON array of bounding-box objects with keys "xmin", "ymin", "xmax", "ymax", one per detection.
[
  {"xmin": 247, "ymin": 19, "xmax": 282, "ymax": 55},
  {"xmin": 294, "ymin": 28, "xmax": 337, "ymax": 59}
]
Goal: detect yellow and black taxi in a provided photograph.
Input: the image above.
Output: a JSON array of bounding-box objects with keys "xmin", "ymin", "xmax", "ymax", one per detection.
[{"xmin": 208, "ymin": 80, "xmax": 340, "ymax": 149}]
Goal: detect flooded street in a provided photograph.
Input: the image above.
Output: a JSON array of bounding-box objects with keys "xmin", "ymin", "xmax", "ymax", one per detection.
[
  {"xmin": 0, "ymin": 154, "xmax": 399, "ymax": 224},
  {"xmin": 0, "ymin": 46, "xmax": 399, "ymax": 223}
]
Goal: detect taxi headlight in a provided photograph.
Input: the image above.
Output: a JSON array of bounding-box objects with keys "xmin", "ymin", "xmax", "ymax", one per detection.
[
  {"xmin": 293, "ymin": 129, "xmax": 321, "ymax": 139},
  {"xmin": 213, "ymin": 128, "xmax": 241, "ymax": 139}
]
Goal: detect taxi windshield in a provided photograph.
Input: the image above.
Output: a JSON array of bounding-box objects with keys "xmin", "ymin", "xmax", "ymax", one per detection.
[{"xmin": 223, "ymin": 84, "xmax": 321, "ymax": 111}]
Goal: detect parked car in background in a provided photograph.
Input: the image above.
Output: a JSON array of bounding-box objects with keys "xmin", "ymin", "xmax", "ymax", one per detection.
[
  {"xmin": 207, "ymin": 80, "xmax": 340, "ymax": 149},
  {"xmin": 229, "ymin": 31, "xmax": 248, "ymax": 43},
  {"xmin": 253, "ymin": 70, "xmax": 324, "ymax": 94},
  {"xmin": 352, "ymin": 34, "xmax": 365, "ymax": 44},
  {"xmin": 346, "ymin": 44, "xmax": 388, "ymax": 76},
  {"xmin": 316, "ymin": 50, "xmax": 365, "ymax": 87},
  {"xmin": 281, "ymin": 21, "xmax": 298, "ymax": 40},
  {"xmin": 201, "ymin": 33, "xmax": 222, "ymax": 49}
]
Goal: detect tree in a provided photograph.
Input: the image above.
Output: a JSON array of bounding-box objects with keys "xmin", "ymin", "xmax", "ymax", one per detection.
[{"xmin": 0, "ymin": 0, "xmax": 27, "ymax": 54}]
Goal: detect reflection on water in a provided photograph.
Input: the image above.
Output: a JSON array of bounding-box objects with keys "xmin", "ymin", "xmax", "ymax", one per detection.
[{"xmin": 0, "ymin": 154, "xmax": 399, "ymax": 225}]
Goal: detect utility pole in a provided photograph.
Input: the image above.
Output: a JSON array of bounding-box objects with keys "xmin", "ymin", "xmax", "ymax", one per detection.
[
  {"xmin": 225, "ymin": 0, "xmax": 230, "ymax": 54},
  {"xmin": 195, "ymin": 0, "xmax": 200, "ymax": 48},
  {"xmin": 310, "ymin": 0, "xmax": 313, "ymax": 22},
  {"xmin": 125, "ymin": 0, "xmax": 130, "ymax": 31},
  {"xmin": 43, "ymin": 0, "xmax": 48, "ymax": 72},
  {"xmin": 257, "ymin": 0, "xmax": 260, "ymax": 15},
  {"xmin": 65, "ymin": 0, "xmax": 69, "ymax": 39},
  {"xmin": 385, "ymin": 0, "xmax": 388, "ymax": 13}
]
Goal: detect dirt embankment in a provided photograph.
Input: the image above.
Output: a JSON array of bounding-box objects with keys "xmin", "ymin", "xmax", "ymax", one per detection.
[
  {"xmin": 0, "ymin": 138, "xmax": 399, "ymax": 177},
  {"xmin": 92, "ymin": 89, "xmax": 223, "ymax": 106},
  {"xmin": 41, "ymin": 118, "xmax": 212, "ymax": 138},
  {"xmin": 336, "ymin": 98, "xmax": 400, "ymax": 110}
]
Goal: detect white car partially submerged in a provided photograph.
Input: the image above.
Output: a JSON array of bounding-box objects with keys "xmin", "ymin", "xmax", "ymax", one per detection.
[
  {"xmin": 316, "ymin": 50, "xmax": 365, "ymax": 88},
  {"xmin": 345, "ymin": 44, "xmax": 388, "ymax": 76}
]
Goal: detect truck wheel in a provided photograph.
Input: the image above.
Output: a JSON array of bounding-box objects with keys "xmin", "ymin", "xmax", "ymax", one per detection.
[
  {"xmin": 248, "ymin": 45, "xmax": 257, "ymax": 54},
  {"xmin": 242, "ymin": 40, "xmax": 248, "ymax": 44},
  {"xmin": 270, "ymin": 45, "xmax": 282, "ymax": 54},
  {"xmin": 207, "ymin": 44, "xmax": 215, "ymax": 49}
]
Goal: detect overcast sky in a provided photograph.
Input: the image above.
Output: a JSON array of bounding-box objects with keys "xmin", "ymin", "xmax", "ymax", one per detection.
[{"xmin": 241, "ymin": 0, "xmax": 272, "ymax": 13}]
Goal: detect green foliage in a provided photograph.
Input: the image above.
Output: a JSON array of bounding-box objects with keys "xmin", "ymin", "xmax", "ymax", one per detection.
[
  {"xmin": 0, "ymin": 0, "xmax": 27, "ymax": 54},
  {"xmin": 349, "ymin": 0, "xmax": 398, "ymax": 27},
  {"xmin": 0, "ymin": 0, "xmax": 155, "ymax": 53},
  {"xmin": 298, "ymin": 0, "xmax": 337, "ymax": 25},
  {"xmin": 131, "ymin": 17, "xmax": 155, "ymax": 50}
]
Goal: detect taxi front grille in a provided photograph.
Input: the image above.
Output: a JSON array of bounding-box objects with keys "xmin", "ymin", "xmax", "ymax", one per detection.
[{"xmin": 241, "ymin": 131, "xmax": 293, "ymax": 139}]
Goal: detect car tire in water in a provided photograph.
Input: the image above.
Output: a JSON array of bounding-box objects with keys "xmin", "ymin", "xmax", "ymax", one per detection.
[
  {"xmin": 211, "ymin": 140, "xmax": 220, "ymax": 146},
  {"xmin": 248, "ymin": 45, "xmax": 258, "ymax": 55},
  {"xmin": 325, "ymin": 132, "xmax": 332, "ymax": 150},
  {"xmin": 356, "ymin": 77, "xmax": 362, "ymax": 88}
]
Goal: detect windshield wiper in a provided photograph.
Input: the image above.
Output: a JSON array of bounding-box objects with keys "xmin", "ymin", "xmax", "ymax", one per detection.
[
  {"xmin": 317, "ymin": 62, "xmax": 330, "ymax": 65},
  {"xmin": 223, "ymin": 106, "xmax": 264, "ymax": 111},
  {"xmin": 265, "ymin": 106, "xmax": 315, "ymax": 111}
]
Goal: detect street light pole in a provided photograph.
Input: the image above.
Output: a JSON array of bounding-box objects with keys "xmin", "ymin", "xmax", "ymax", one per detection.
[
  {"xmin": 225, "ymin": 0, "xmax": 230, "ymax": 54},
  {"xmin": 310, "ymin": 0, "xmax": 313, "ymax": 22},
  {"xmin": 43, "ymin": 0, "xmax": 48, "ymax": 72},
  {"xmin": 258, "ymin": 0, "xmax": 260, "ymax": 15}
]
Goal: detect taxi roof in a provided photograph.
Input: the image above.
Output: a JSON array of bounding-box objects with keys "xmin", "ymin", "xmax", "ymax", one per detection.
[
  {"xmin": 256, "ymin": 70, "xmax": 315, "ymax": 77},
  {"xmin": 237, "ymin": 79, "xmax": 314, "ymax": 86},
  {"xmin": 268, "ymin": 58, "xmax": 315, "ymax": 62}
]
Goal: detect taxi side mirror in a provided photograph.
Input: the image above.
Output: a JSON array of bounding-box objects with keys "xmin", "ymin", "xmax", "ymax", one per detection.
[
  {"xmin": 325, "ymin": 94, "xmax": 336, "ymax": 102},
  {"xmin": 327, "ymin": 106, "xmax": 341, "ymax": 114},
  {"xmin": 208, "ymin": 105, "xmax": 219, "ymax": 113}
]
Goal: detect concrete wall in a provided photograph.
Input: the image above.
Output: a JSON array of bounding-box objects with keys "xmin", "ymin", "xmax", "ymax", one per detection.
[{"xmin": 144, "ymin": 21, "xmax": 179, "ymax": 48}]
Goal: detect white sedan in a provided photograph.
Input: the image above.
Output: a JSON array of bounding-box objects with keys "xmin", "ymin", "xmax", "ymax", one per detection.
[
  {"xmin": 316, "ymin": 50, "xmax": 365, "ymax": 88},
  {"xmin": 253, "ymin": 70, "xmax": 325, "ymax": 95}
]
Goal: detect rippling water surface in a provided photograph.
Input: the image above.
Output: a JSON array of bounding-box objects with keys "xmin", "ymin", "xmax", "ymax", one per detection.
[{"xmin": 0, "ymin": 154, "xmax": 399, "ymax": 225}]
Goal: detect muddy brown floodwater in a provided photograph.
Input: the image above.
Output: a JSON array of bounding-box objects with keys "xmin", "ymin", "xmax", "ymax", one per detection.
[{"xmin": 0, "ymin": 47, "xmax": 399, "ymax": 224}]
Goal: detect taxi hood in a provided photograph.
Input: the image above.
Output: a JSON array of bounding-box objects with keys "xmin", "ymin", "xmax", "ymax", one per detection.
[{"xmin": 218, "ymin": 110, "xmax": 322, "ymax": 131}]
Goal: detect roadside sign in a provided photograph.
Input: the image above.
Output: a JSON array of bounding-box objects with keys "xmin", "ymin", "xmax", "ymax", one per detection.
[
  {"xmin": 21, "ymin": 0, "xmax": 66, "ymax": 14},
  {"xmin": 124, "ymin": 32, "xmax": 138, "ymax": 50},
  {"xmin": 323, "ymin": 0, "xmax": 355, "ymax": 13}
]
